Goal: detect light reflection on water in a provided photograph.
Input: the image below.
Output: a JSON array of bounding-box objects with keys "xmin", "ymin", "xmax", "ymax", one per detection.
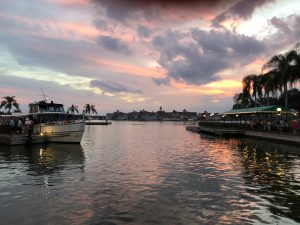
[{"xmin": 0, "ymin": 121, "xmax": 300, "ymax": 225}]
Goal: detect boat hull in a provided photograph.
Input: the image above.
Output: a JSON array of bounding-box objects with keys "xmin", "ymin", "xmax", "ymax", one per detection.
[{"xmin": 33, "ymin": 122, "xmax": 85, "ymax": 143}]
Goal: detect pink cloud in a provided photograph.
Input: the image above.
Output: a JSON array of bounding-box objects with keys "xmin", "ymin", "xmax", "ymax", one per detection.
[
  {"xmin": 0, "ymin": 87, "xmax": 17, "ymax": 93},
  {"xmin": 93, "ymin": 57, "xmax": 167, "ymax": 78},
  {"xmin": 47, "ymin": 0, "xmax": 90, "ymax": 6}
]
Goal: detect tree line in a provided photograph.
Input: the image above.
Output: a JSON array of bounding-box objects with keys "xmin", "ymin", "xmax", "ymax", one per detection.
[
  {"xmin": 233, "ymin": 43, "xmax": 300, "ymax": 111},
  {"xmin": 0, "ymin": 97, "xmax": 97, "ymax": 116}
]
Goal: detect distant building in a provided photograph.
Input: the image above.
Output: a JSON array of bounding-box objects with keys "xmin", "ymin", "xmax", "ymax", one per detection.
[
  {"xmin": 139, "ymin": 110, "xmax": 157, "ymax": 121},
  {"xmin": 106, "ymin": 108, "xmax": 198, "ymax": 121}
]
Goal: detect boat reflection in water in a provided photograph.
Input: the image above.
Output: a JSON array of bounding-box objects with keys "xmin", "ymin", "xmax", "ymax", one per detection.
[{"xmin": 0, "ymin": 144, "xmax": 86, "ymax": 225}]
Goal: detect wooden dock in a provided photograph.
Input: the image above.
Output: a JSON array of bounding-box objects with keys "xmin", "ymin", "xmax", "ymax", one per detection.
[
  {"xmin": 186, "ymin": 125, "xmax": 199, "ymax": 133},
  {"xmin": 85, "ymin": 121, "xmax": 112, "ymax": 125},
  {"xmin": 186, "ymin": 125, "xmax": 300, "ymax": 146},
  {"xmin": 245, "ymin": 131, "xmax": 300, "ymax": 146},
  {"xmin": 0, "ymin": 134, "xmax": 46, "ymax": 145},
  {"xmin": 186, "ymin": 125, "xmax": 245, "ymax": 137}
]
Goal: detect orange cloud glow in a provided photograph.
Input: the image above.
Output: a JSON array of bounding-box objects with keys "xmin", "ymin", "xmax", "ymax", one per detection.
[
  {"xmin": 170, "ymin": 79, "xmax": 241, "ymax": 96},
  {"xmin": 203, "ymin": 80, "xmax": 241, "ymax": 89},
  {"xmin": 93, "ymin": 57, "xmax": 167, "ymax": 78}
]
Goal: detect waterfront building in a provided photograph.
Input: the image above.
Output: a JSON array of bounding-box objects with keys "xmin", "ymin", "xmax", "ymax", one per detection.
[{"xmin": 106, "ymin": 109, "xmax": 198, "ymax": 121}]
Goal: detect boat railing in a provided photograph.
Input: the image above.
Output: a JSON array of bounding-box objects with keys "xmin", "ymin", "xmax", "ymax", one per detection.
[{"xmin": 39, "ymin": 120, "xmax": 85, "ymax": 126}]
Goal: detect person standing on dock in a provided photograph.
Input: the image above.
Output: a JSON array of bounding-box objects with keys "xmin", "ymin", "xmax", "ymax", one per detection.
[
  {"xmin": 9, "ymin": 117, "xmax": 15, "ymax": 134},
  {"xmin": 25, "ymin": 117, "xmax": 33, "ymax": 138},
  {"xmin": 292, "ymin": 120, "xmax": 297, "ymax": 135},
  {"xmin": 17, "ymin": 119, "xmax": 23, "ymax": 134}
]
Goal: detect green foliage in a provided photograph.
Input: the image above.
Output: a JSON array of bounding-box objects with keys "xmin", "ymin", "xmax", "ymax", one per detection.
[
  {"xmin": 0, "ymin": 96, "xmax": 20, "ymax": 114},
  {"xmin": 67, "ymin": 104, "xmax": 79, "ymax": 114},
  {"xmin": 236, "ymin": 43, "xmax": 300, "ymax": 110},
  {"xmin": 82, "ymin": 104, "xmax": 97, "ymax": 117},
  {"xmin": 279, "ymin": 88, "xmax": 300, "ymax": 113}
]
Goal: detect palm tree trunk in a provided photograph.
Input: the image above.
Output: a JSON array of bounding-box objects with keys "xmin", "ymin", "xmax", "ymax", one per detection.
[
  {"xmin": 284, "ymin": 84, "xmax": 288, "ymax": 110},
  {"xmin": 267, "ymin": 92, "xmax": 270, "ymax": 106}
]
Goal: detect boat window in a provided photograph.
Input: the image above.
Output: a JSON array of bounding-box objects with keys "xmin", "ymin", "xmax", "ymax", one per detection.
[
  {"xmin": 56, "ymin": 106, "xmax": 64, "ymax": 112},
  {"xmin": 39, "ymin": 105, "xmax": 47, "ymax": 112}
]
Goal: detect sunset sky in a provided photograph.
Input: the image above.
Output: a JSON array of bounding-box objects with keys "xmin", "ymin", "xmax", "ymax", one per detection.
[{"xmin": 0, "ymin": 0, "xmax": 299, "ymax": 114}]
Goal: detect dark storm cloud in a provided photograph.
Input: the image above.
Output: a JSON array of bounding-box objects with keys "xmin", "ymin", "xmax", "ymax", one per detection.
[
  {"xmin": 152, "ymin": 29, "xmax": 267, "ymax": 85},
  {"xmin": 90, "ymin": 80, "xmax": 142, "ymax": 94},
  {"xmin": 0, "ymin": 34, "xmax": 101, "ymax": 78},
  {"xmin": 92, "ymin": 0, "xmax": 274, "ymax": 24},
  {"xmin": 267, "ymin": 14, "xmax": 300, "ymax": 51},
  {"xmin": 270, "ymin": 17, "xmax": 291, "ymax": 33},
  {"xmin": 97, "ymin": 36, "xmax": 132, "ymax": 55},
  {"xmin": 92, "ymin": 0, "xmax": 224, "ymax": 21},
  {"xmin": 212, "ymin": 0, "xmax": 274, "ymax": 27}
]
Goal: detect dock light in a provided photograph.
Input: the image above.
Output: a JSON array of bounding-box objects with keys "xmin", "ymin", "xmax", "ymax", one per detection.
[
  {"xmin": 277, "ymin": 107, "xmax": 282, "ymax": 115},
  {"xmin": 40, "ymin": 133, "xmax": 44, "ymax": 136},
  {"xmin": 236, "ymin": 114, "xmax": 239, "ymax": 117},
  {"xmin": 39, "ymin": 149, "xmax": 43, "ymax": 156}
]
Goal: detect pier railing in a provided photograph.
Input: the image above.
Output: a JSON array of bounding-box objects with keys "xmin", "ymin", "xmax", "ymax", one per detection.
[
  {"xmin": 198, "ymin": 121, "xmax": 297, "ymax": 134},
  {"xmin": 199, "ymin": 121, "xmax": 248, "ymax": 130},
  {"xmin": 0, "ymin": 125, "xmax": 13, "ymax": 136}
]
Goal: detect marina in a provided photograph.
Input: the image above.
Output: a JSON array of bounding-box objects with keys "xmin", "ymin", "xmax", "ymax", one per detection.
[
  {"xmin": 1, "ymin": 121, "xmax": 300, "ymax": 224},
  {"xmin": 0, "ymin": 1, "xmax": 300, "ymax": 224}
]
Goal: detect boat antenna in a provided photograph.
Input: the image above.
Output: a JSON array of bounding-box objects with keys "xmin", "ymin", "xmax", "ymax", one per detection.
[{"xmin": 41, "ymin": 88, "xmax": 48, "ymax": 102}]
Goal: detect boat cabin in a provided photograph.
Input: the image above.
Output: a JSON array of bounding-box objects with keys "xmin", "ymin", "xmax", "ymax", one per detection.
[{"xmin": 29, "ymin": 101, "xmax": 64, "ymax": 113}]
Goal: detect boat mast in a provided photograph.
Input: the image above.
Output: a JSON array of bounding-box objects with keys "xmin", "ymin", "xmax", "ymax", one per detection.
[{"xmin": 41, "ymin": 88, "xmax": 48, "ymax": 103}]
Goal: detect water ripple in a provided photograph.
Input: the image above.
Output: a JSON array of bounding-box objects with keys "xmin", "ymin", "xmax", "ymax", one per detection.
[{"xmin": 0, "ymin": 122, "xmax": 300, "ymax": 224}]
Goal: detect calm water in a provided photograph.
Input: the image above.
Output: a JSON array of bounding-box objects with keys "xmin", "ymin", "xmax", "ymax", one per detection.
[{"xmin": 1, "ymin": 122, "xmax": 300, "ymax": 225}]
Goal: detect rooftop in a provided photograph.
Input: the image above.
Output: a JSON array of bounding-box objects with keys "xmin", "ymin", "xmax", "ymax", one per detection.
[{"xmin": 223, "ymin": 105, "xmax": 298, "ymax": 115}]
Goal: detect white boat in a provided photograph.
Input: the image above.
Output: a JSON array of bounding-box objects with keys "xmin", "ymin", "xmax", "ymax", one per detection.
[{"xmin": 29, "ymin": 100, "xmax": 85, "ymax": 143}]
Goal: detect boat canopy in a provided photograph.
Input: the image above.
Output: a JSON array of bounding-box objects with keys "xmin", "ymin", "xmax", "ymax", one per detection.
[
  {"xmin": 29, "ymin": 101, "xmax": 64, "ymax": 113},
  {"xmin": 223, "ymin": 105, "xmax": 298, "ymax": 115}
]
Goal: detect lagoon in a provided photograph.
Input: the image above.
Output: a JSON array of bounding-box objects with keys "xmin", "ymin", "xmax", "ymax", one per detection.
[{"xmin": 0, "ymin": 121, "xmax": 300, "ymax": 224}]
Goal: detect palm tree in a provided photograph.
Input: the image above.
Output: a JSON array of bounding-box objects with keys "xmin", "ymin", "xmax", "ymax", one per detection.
[
  {"xmin": 289, "ymin": 50, "xmax": 300, "ymax": 86},
  {"xmin": 67, "ymin": 104, "xmax": 79, "ymax": 114},
  {"xmin": 0, "ymin": 96, "xmax": 20, "ymax": 114},
  {"xmin": 233, "ymin": 92, "xmax": 253, "ymax": 109},
  {"xmin": 67, "ymin": 104, "xmax": 79, "ymax": 119},
  {"xmin": 259, "ymin": 72, "xmax": 276, "ymax": 106},
  {"xmin": 82, "ymin": 104, "xmax": 97, "ymax": 119},
  {"xmin": 263, "ymin": 49, "xmax": 299, "ymax": 110},
  {"xmin": 243, "ymin": 74, "xmax": 260, "ymax": 107}
]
